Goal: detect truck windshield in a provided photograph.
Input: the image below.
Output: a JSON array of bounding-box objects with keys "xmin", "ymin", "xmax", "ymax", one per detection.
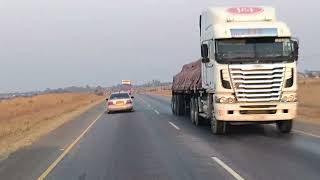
[{"xmin": 215, "ymin": 37, "xmax": 294, "ymax": 64}]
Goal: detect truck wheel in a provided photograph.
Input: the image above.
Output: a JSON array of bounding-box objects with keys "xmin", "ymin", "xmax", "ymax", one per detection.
[
  {"xmin": 176, "ymin": 95, "xmax": 180, "ymax": 116},
  {"xmin": 184, "ymin": 98, "xmax": 190, "ymax": 115},
  {"xmin": 211, "ymin": 118, "xmax": 226, "ymax": 134},
  {"xmin": 176, "ymin": 94, "xmax": 184, "ymax": 116},
  {"xmin": 276, "ymin": 120, "xmax": 292, "ymax": 133},
  {"xmin": 171, "ymin": 95, "xmax": 176, "ymax": 115},
  {"xmin": 193, "ymin": 97, "xmax": 201, "ymax": 126},
  {"xmin": 190, "ymin": 98, "xmax": 195, "ymax": 124},
  {"xmin": 174, "ymin": 95, "xmax": 179, "ymax": 116}
]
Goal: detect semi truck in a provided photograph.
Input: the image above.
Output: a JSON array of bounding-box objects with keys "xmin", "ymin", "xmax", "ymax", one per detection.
[
  {"xmin": 120, "ymin": 80, "xmax": 132, "ymax": 95},
  {"xmin": 171, "ymin": 6, "xmax": 299, "ymax": 134}
]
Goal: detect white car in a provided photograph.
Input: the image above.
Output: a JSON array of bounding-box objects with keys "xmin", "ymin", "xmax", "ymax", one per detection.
[{"xmin": 106, "ymin": 92, "xmax": 134, "ymax": 113}]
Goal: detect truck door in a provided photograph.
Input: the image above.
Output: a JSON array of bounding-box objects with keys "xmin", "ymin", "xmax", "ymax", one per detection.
[
  {"xmin": 201, "ymin": 42, "xmax": 209, "ymax": 88},
  {"xmin": 205, "ymin": 40, "xmax": 215, "ymax": 88}
]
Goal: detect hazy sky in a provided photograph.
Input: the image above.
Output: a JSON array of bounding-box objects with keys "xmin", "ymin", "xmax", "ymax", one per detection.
[{"xmin": 0, "ymin": 0, "xmax": 319, "ymax": 92}]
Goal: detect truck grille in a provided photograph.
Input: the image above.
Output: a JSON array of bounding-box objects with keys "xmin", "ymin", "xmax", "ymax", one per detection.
[{"xmin": 229, "ymin": 64, "xmax": 285, "ymax": 102}]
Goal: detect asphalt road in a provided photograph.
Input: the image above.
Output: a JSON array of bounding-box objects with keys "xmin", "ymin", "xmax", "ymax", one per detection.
[{"xmin": 1, "ymin": 94, "xmax": 320, "ymax": 180}]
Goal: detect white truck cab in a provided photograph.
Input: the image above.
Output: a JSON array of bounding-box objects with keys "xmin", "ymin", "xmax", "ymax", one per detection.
[{"xmin": 199, "ymin": 7, "xmax": 298, "ymax": 133}]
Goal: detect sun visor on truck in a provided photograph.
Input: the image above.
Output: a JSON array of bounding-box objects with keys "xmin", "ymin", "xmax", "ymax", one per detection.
[{"xmin": 230, "ymin": 28, "xmax": 278, "ymax": 38}]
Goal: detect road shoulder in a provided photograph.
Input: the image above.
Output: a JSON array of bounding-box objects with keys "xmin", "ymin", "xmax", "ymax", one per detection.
[{"xmin": 0, "ymin": 102, "xmax": 105, "ymax": 180}]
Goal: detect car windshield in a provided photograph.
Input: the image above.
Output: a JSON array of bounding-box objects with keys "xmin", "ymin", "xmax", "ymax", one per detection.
[
  {"xmin": 215, "ymin": 37, "xmax": 294, "ymax": 64},
  {"xmin": 109, "ymin": 93, "xmax": 130, "ymax": 99}
]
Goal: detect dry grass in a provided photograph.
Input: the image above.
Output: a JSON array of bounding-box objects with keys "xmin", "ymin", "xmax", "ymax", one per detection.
[
  {"xmin": 139, "ymin": 86, "xmax": 172, "ymax": 97},
  {"xmin": 297, "ymin": 78, "xmax": 320, "ymax": 123},
  {"xmin": 141, "ymin": 78, "xmax": 320, "ymax": 124},
  {"xmin": 0, "ymin": 93, "xmax": 103, "ymax": 159}
]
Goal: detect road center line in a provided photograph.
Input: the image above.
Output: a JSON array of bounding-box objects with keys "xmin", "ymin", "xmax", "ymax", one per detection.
[
  {"xmin": 37, "ymin": 113, "xmax": 103, "ymax": 180},
  {"xmin": 154, "ymin": 110, "xmax": 160, "ymax": 115},
  {"xmin": 211, "ymin": 157, "xmax": 245, "ymax": 180},
  {"xmin": 169, "ymin": 121, "xmax": 180, "ymax": 130}
]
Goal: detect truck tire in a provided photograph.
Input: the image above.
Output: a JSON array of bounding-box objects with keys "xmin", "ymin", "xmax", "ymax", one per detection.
[
  {"xmin": 176, "ymin": 94, "xmax": 185, "ymax": 116},
  {"xmin": 184, "ymin": 97, "xmax": 190, "ymax": 115},
  {"xmin": 172, "ymin": 95, "xmax": 179, "ymax": 116},
  {"xmin": 211, "ymin": 118, "xmax": 226, "ymax": 134},
  {"xmin": 171, "ymin": 95, "xmax": 176, "ymax": 115},
  {"xmin": 193, "ymin": 97, "xmax": 201, "ymax": 126},
  {"xmin": 176, "ymin": 94, "xmax": 180, "ymax": 115},
  {"xmin": 276, "ymin": 120, "xmax": 292, "ymax": 133},
  {"xmin": 190, "ymin": 98, "xmax": 195, "ymax": 124}
]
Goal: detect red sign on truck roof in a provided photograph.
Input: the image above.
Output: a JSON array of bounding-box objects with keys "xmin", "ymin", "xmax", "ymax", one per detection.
[{"xmin": 227, "ymin": 7, "xmax": 264, "ymax": 15}]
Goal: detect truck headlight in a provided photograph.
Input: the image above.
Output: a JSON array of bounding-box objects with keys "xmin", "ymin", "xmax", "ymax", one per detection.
[
  {"xmin": 281, "ymin": 94, "xmax": 297, "ymax": 102},
  {"xmin": 215, "ymin": 96, "xmax": 236, "ymax": 104},
  {"xmin": 218, "ymin": 97, "xmax": 227, "ymax": 103},
  {"xmin": 227, "ymin": 97, "xmax": 236, "ymax": 103},
  {"xmin": 281, "ymin": 96, "xmax": 288, "ymax": 102},
  {"xmin": 288, "ymin": 95, "xmax": 297, "ymax": 102}
]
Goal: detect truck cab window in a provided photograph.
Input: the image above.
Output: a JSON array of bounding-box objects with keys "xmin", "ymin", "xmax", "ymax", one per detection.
[{"xmin": 215, "ymin": 37, "xmax": 294, "ymax": 64}]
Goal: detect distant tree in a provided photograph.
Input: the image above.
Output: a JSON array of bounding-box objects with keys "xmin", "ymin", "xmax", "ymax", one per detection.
[{"xmin": 94, "ymin": 85, "xmax": 104, "ymax": 96}]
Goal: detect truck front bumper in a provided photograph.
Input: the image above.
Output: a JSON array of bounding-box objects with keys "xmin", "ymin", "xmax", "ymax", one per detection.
[{"xmin": 214, "ymin": 102, "xmax": 297, "ymax": 122}]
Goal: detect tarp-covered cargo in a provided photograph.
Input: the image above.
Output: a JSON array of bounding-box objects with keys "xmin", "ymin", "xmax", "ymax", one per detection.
[{"xmin": 172, "ymin": 59, "xmax": 202, "ymax": 91}]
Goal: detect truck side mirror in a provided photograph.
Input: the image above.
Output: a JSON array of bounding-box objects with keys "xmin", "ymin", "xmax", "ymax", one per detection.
[
  {"xmin": 201, "ymin": 44, "xmax": 210, "ymax": 63},
  {"xmin": 292, "ymin": 40, "xmax": 299, "ymax": 61}
]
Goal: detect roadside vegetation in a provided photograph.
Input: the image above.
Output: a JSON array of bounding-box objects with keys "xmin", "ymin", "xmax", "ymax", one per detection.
[
  {"xmin": 298, "ymin": 78, "xmax": 320, "ymax": 123},
  {"xmin": 0, "ymin": 93, "xmax": 104, "ymax": 159}
]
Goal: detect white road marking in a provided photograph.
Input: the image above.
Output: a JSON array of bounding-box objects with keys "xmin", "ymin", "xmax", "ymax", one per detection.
[
  {"xmin": 169, "ymin": 121, "xmax": 180, "ymax": 130},
  {"xmin": 154, "ymin": 110, "xmax": 160, "ymax": 115},
  {"xmin": 293, "ymin": 129, "xmax": 320, "ymax": 139},
  {"xmin": 211, "ymin": 157, "xmax": 245, "ymax": 180},
  {"xmin": 137, "ymin": 96, "xmax": 155, "ymax": 110},
  {"xmin": 268, "ymin": 124, "xmax": 320, "ymax": 139}
]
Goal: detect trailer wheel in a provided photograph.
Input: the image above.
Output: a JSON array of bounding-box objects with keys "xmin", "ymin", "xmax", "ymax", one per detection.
[
  {"xmin": 276, "ymin": 120, "xmax": 292, "ymax": 133},
  {"xmin": 176, "ymin": 94, "xmax": 180, "ymax": 115},
  {"xmin": 184, "ymin": 97, "xmax": 190, "ymax": 115},
  {"xmin": 193, "ymin": 97, "xmax": 201, "ymax": 126},
  {"xmin": 176, "ymin": 94, "xmax": 185, "ymax": 116},
  {"xmin": 171, "ymin": 95, "xmax": 176, "ymax": 115},
  {"xmin": 211, "ymin": 118, "xmax": 226, "ymax": 135},
  {"xmin": 173, "ymin": 95, "xmax": 179, "ymax": 115},
  {"xmin": 190, "ymin": 98, "xmax": 195, "ymax": 124}
]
